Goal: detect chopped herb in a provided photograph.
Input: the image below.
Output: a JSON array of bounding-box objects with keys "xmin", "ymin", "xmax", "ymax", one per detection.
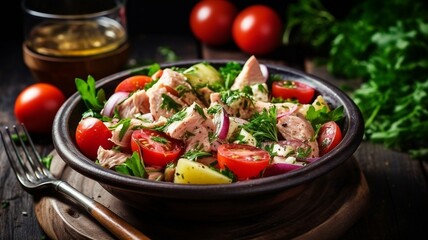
[
  {"xmin": 183, "ymin": 131, "xmax": 196, "ymax": 140},
  {"xmin": 243, "ymin": 106, "xmax": 278, "ymax": 144},
  {"xmin": 151, "ymin": 136, "xmax": 169, "ymax": 144},
  {"xmin": 219, "ymin": 167, "xmax": 237, "ymax": 182},
  {"xmin": 218, "ymin": 61, "xmax": 242, "ymax": 89},
  {"xmin": 207, "ymin": 104, "xmax": 222, "ymax": 115},
  {"xmin": 109, "ymin": 118, "xmax": 131, "ymax": 141},
  {"xmin": 41, "ymin": 155, "xmax": 53, "ymax": 169},
  {"xmin": 144, "ymin": 79, "xmax": 158, "ymax": 90},
  {"xmin": 1, "ymin": 200, "xmax": 9, "ymax": 209},
  {"xmin": 11, "ymin": 133, "xmax": 27, "ymax": 143},
  {"xmin": 262, "ymin": 143, "xmax": 277, "ymax": 157},
  {"xmin": 175, "ymin": 84, "xmax": 190, "ymax": 97},
  {"xmin": 182, "ymin": 148, "xmax": 212, "ymax": 161},
  {"xmin": 155, "ymin": 109, "xmax": 187, "ymax": 132},
  {"xmin": 115, "ymin": 152, "xmax": 145, "ymax": 178},
  {"xmin": 306, "ymin": 105, "xmax": 344, "ymax": 138},
  {"xmin": 257, "ymin": 83, "xmax": 268, "ymax": 93},
  {"xmin": 220, "ymin": 89, "xmax": 253, "ymax": 105},
  {"xmin": 296, "ymin": 147, "xmax": 312, "ymax": 159},
  {"xmin": 161, "ymin": 94, "xmax": 182, "ymax": 112},
  {"xmin": 193, "ymin": 104, "xmax": 207, "ymax": 119}
]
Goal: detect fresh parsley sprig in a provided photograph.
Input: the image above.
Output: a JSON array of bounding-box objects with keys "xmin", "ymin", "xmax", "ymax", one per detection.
[
  {"xmin": 115, "ymin": 152, "xmax": 146, "ymax": 178},
  {"xmin": 306, "ymin": 105, "xmax": 344, "ymax": 139},
  {"xmin": 75, "ymin": 75, "xmax": 105, "ymax": 112},
  {"xmin": 243, "ymin": 106, "xmax": 279, "ymax": 144}
]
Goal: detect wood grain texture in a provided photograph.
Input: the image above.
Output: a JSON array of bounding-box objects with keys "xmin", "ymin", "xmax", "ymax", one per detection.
[{"xmin": 34, "ymin": 151, "xmax": 369, "ymax": 240}]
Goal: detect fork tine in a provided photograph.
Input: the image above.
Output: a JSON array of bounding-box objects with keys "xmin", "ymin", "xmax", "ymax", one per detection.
[
  {"xmin": 1, "ymin": 125, "xmax": 150, "ymax": 240},
  {"xmin": 17, "ymin": 124, "xmax": 53, "ymax": 178},
  {"xmin": 1, "ymin": 126, "xmax": 29, "ymax": 185},
  {"xmin": 9, "ymin": 124, "xmax": 51, "ymax": 180}
]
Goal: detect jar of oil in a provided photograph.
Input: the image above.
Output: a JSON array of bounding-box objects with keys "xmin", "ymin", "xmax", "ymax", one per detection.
[
  {"xmin": 26, "ymin": 18, "xmax": 127, "ymax": 57},
  {"xmin": 22, "ymin": 0, "xmax": 127, "ymax": 57},
  {"xmin": 21, "ymin": 0, "xmax": 130, "ymax": 96}
]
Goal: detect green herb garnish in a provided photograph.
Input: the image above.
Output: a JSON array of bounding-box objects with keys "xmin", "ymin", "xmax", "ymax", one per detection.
[
  {"xmin": 75, "ymin": 75, "xmax": 105, "ymax": 112},
  {"xmin": 160, "ymin": 94, "xmax": 182, "ymax": 112},
  {"xmin": 243, "ymin": 106, "xmax": 278, "ymax": 144},
  {"xmin": 115, "ymin": 152, "xmax": 145, "ymax": 178}
]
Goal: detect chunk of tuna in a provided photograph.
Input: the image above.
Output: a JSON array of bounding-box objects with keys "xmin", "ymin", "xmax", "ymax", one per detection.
[
  {"xmin": 117, "ymin": 90, "xmax": 150, "ymax": 118},
  {"xmin": 164, "ymin": 103, "xmax": 215, "ymax": 152},
  {"xmin": 231, "ymin": 55, "xmax": 266, "ymax": 90},
  {"xmin": 276, "ymin": 114, "xmax": 319, "ymax": 157},
  {"xmin": 210, "ymin": 92, "xmax": 255, "ymax": 119},
  {"xmin": 97, "ymin": 147, "xmax": 131, "ymax": 169}
]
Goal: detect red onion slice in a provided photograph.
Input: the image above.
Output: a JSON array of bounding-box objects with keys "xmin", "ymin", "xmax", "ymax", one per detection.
[
  {"xmin": 263, "ymin": 163, "xmax": 303, "ymax": 177},
  {"xmin": 101, "ymin": 91, "xmax": 129, "ymax": 117},
  {"xmin": 214, "ymin": 107, "xmax": 230, "ymax": 140},
  {"xmin": 276, "ymin": 105, "xmax": 298, "ymax": 119},
  {"xmin": 260, "ymin": 64, "xmax": 268, "ymax": 82}
]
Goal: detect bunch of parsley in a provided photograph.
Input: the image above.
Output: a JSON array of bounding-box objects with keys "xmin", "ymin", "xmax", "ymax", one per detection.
[{"xmin": 284, "ymin": 0, "xmax": 428, "ymax": 159}]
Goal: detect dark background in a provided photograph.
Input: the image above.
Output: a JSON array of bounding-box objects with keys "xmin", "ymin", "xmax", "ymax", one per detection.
[
  {"xmin": 3, "ymin": 0, "xmax": 294, "ymax": 44},
  {"xmin": 4, "ymin": 0, "xmax": 354, "ymax": 44}
]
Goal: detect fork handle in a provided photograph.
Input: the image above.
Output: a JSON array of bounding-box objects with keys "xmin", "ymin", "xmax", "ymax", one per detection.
[{"xmin": 56, "ymin": 181, "xmax": 150, "ymax": 240}]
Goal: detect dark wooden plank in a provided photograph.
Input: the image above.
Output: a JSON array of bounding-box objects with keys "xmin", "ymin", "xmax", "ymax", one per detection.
[{"xmin": 0, "ymin": 40, "xmax": 49, "ymax": 240}]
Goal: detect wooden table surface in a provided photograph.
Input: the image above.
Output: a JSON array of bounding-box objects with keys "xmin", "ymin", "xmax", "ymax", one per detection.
[{"xmin": 1, "ymin": 34, "xmax": 427, "ymax": 240}]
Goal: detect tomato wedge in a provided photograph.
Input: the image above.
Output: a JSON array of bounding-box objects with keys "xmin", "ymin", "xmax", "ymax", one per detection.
[
  {"xmin": 75, "ymin": 117, "xmax": 114, "ymax": 160},
  {"xmin": 217, "ymin": 144, "xmax": 270, "ymax": 181},
  {"xmin": 131, "ymin": 129, "xmax": 184, "ymax": 167},
  {"xmin": 272, "ymin": 81, "xmax": 315, "ymax": 104},
  {"xmin": 115, "ymin": 75, "xmax": 152, "ymax": 93},
  {"xmin": 317, "ymin": 121, "xmax": 343, "ymax": 156}
]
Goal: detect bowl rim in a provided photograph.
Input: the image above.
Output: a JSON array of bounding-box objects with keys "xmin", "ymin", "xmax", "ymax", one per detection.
[{"xmin": 52, "ymin": 59, "xmax": 364, "ymax": 199}]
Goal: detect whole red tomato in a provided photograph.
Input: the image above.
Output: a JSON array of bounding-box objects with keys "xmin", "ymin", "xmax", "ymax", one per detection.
[
  {"xmin": 232, "ymin": 5, "xmax": 283, "ymax": 55},
  {"xmin": 14, "ymin": 83, "xmax": 65, "ymax": 134},
  {"xmin": 75, "ymin": 117, "xmax": 114, "ymax": 160},
  {"xmin": 189, "ymin": 0, "xmax": 238, "ymax": 46}
]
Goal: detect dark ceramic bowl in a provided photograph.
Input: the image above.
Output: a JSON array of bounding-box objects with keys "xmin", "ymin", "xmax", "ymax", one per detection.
[{"xmin": 52, "ymin": 59, "xmax": 364, "ymax": 221}]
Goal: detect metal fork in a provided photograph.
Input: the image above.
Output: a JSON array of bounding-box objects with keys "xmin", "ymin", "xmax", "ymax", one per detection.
[{"xmin": 0, "ymin": 124, "xmax": 150, "ymax": 240}]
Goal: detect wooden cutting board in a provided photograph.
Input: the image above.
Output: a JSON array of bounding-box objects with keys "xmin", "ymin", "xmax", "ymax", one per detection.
[{"xmin": 34, "ymin": 151, "xmax": 369, "ymax": 240}]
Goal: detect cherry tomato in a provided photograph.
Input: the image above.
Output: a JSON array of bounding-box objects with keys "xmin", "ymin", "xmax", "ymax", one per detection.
[
  {"xmin": 272, "ymin": 81, "xmax": 315, "ymax": 104},
  {"xmin": 14, "ymin": 83, "xmax": 65, "ymax": 134},
  {"xmin": 217, "ymin": 143, "xmax": 270, "ymax": 181},
  {"xmin": 75, "ymin": 117, "xmax": 114, "ymax": 160},
  {"xmin": 232, "ymin": 5, "xmax": 283, "ymax": 55},
  {"xmin": 131, "ymin": 129, "xmax": 184, "ymax": 167},
  {"xmin": 190, "ymin": 0, "xmax": 238, "ymax": 46},
  {"xmin": 115, "ymin": 75, "xmax": 152, "ymax": 93},
  {"xmin": 317, "ymin": 121, "xmax": 343, "ymax": 156}
]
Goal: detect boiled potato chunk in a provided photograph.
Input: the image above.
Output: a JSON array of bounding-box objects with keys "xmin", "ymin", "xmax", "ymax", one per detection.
[
  {"xmin": 312, "ymin": 95, "xmax": 331, "ymax": 111},
  {"xmin": 174, "ymin": 158, "xmax": 232, "ymax": 184},
  {"xmin": 299, "ymin": 95, "xmax": 330, "ymax": 116}
]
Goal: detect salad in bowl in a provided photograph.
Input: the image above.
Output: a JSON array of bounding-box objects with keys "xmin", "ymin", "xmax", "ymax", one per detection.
[{"xmin": 73, "ymin": 55, "xmax": 344, "ymax": 184}]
